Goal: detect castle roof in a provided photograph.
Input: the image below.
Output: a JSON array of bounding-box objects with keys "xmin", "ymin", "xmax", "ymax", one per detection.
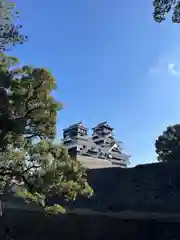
[
  {"xmin": 63, "ymin": 121, "xmax": 87, "ymax": 131},
  {"xmin": 92, "ymin": 121, "xmax": 113, "ymax": 131}
]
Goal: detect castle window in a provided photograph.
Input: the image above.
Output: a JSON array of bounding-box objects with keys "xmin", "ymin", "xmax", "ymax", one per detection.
[
  {"xmin": 77, "ymin": 145, "xmax": 83, "ymax": 151},
  {"xmin": 95, "ymin": 140, "xmax": 104, "ymax": 145}
]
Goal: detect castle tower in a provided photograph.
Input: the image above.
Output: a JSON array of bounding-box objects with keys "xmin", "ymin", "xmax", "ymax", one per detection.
[
  {"xmin": 62, "ymin": 122, "xmax": 88, "ymax": 160},
  {"xmin": 92, "ymin": 121, "xmax": 114, "ymax": 146}
]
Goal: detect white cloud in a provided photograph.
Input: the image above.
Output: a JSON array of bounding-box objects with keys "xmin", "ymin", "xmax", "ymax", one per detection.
[
  {"xmin": 168, "ymin": 63, "xmax": 180, "ymax": 76},
  {"xmin": 150, "ymin": 49, "xmax": 180, "ymax": 78}
]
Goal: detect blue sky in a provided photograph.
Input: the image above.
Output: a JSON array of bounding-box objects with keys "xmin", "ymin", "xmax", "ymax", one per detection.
[{"xmin": 12, "ymin": 0, "xmax": 180, "ymax": 166}]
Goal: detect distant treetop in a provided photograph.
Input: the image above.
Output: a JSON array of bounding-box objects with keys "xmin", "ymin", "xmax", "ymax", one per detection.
[
  {"xmin": 153, "ymin": 0, "xmax": 180, "ymax": 23},
  {"xmin": 0, "ymin": 0, "xmax": 27, "ymax": 51}
]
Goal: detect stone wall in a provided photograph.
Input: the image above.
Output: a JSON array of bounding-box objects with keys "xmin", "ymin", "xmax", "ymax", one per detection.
[
  {"xmin": 1, "ymin": 209, "xmax": 180, "ymax": 240},
  {"xmin": 9, "ymin": 162, "xmax": 180, "ymax": 215},
  {"xmin": 56, "ymin": 162, "xmax": 180, "ymax": 214},
  {"xmin": 77, "ymin": 155, "xmax": 120, "ymax": 169},
  {"xmin": 3, "ymin": 162, "xmax": 180, "ymax": 239}
]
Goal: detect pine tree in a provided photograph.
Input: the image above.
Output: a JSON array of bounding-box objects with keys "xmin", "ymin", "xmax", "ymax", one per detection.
[
  {"xmin": 0, "ymin": 53, "xmax": 93, "ymax": 217},
  {"xmin": 155, "ymin": 124, "xmax": 180, "ymax": 162},
  {"xmin": 153, "ymin": 0, "xmax": 180, "ymax": 23},
  {"xmin": 0, "ymin": 0, "xmax": 27, "ymax": 51}
]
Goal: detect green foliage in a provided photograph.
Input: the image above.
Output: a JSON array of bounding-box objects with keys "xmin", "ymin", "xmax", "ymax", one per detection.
[
  {"xmin": 153, "ymin": 0, "xmax": 180, "ymax": 23},
  {"xmin": 0, "ymin": 54, "xmax": 93, "ymax": 215},
  {"xmin": 155, "ymin": 124, "xmax": 180, "ymax": 162},
  {"xmin": 0, "ymin": 0, "xmax": 27, "ymax": 51},
  {"xmin": 44, "ymin": 204, "xmax": 66, "ymax": 215}
]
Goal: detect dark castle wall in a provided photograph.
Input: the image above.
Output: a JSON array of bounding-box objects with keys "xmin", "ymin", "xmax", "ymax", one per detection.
[
  {"xmin": 4, "ymin": 162, "xmax": 180, "ymax": 240},
  {"xmin": 1, "ymin": 209, "xmax": 180, "ymax": 240},
  {"xmin": 0, "ymin": 210, "xmax": 180, "ymax": 240},
  {"xmin": 49, "ymin": 162, "xmax": 180, "ymax": 214}
]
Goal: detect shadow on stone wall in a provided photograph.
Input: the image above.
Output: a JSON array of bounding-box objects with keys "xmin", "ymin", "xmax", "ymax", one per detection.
[
  {"xmin": 1, "ymin": 210, "xmax": 133, "ymax": 240},
  {"xmin": 3, "ymin": 162, "xmax": 180, "ymax": 239},
  {"xmin": 48, "ymin": 162, "xmax": 180, "ymax": 214},
  {"xmin": 1, "ymin": 209, "xmax": 180, "ymax": 240}
]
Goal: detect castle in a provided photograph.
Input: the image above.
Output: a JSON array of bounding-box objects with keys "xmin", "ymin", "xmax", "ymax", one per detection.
[{"xmin": 62, "ymin": 121, "xmax": 130, "ymax": 169}]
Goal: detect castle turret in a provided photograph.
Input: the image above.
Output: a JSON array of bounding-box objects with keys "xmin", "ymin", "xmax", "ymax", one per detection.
[
  {"xmin": 62, "ymin": 122, "xmax": 88, "ymax": 159},
  {"xmin": 92, "ymin": 121, "xmax": 114, "ymax": 146}
]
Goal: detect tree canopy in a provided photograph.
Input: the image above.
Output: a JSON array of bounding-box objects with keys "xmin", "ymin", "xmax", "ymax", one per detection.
[
  {"xmin": 0, "ymin": 0, "xmax": 27, "ymax": 51},
  {"xmin": 0, "ymin": 53, "xmax": 93, "ymax": 215},
  {"xmin": 155, "ymin": 124, "xmax": 180, "ymax": 162},
  {"xmin": 153, "ymin": 0, "xmax": 180, "ymax": 23}
]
